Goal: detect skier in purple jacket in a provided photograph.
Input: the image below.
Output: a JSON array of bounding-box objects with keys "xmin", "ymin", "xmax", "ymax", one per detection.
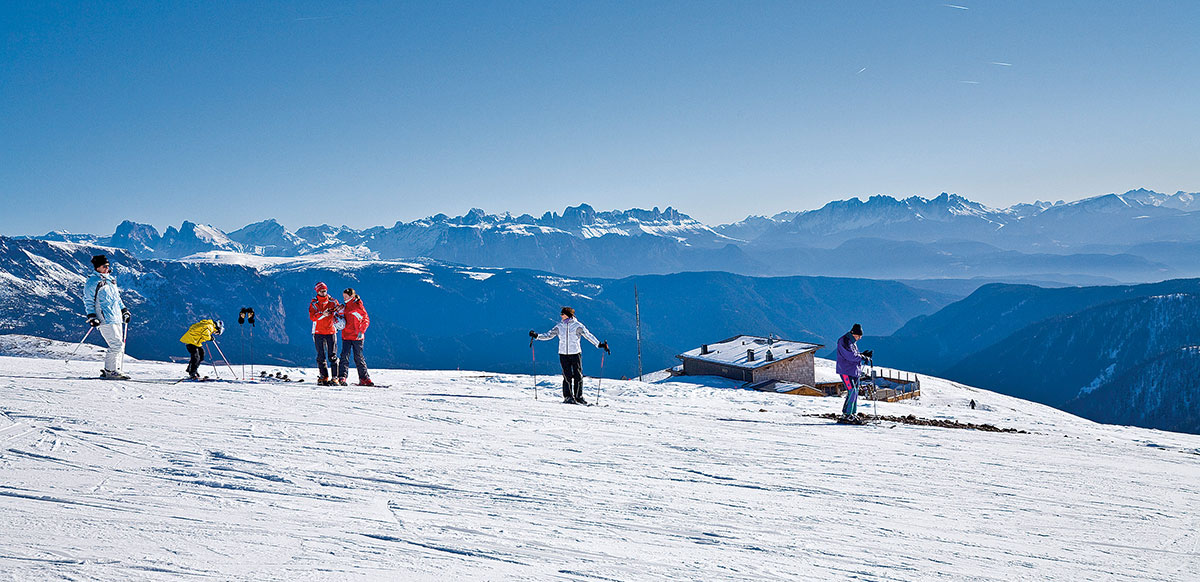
[{"xmin": 836, "ymin": 323, "xmax": 872, "ymax": 422}]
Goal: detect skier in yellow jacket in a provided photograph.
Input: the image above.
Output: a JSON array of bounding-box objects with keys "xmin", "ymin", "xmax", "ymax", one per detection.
[{"xmin": 180, "ymin": 319, "xmax": 223, "ymax": 380}]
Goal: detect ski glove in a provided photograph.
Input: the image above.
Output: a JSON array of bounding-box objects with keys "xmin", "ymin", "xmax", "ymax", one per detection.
[
  {"xmin": 529, "ymin": 330, "xmax": 538, "ymax": 339},
  {"xmin": 862, "ymin": 350, "xmax": 873, "ymax": 359},
  {"xmin": 599, "ymin": 341, "xmax": 611, "ymax": 354},
  {"xmin": 86, "ymin": 313, "xmax": 100, "ymax": 327},
  {"xmin": 121, "ymin": 308, "xmax": 131, "ymax": 323}
]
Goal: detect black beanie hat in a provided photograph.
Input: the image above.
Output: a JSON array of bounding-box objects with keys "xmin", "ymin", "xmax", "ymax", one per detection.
[
  {"xmin": 850, "ymin": 323, "xmax": 863, "ymax": 336},
  {"xmin": 561, "ymin": 306, "xmax": 575, "ymax": 318},
  {"xmin": 91, "ymin": 255, "xmax": 109, "ymax": 270}
]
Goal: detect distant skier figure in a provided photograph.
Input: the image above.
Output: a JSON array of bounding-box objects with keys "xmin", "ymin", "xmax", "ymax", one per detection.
[
  {"xmin": 336, "ymin": 288, "xmax": 373, "ymax": 387},
  {"xmin": 970, "ymin": 399, "xmax": 977, "ymax": 410},
  {"xmin": 309, "ymin": 282, "xmax": 342, "ymax": 386},
  {"xmin": 530, "ymin": 306, "xmax": 609, "ymax": 404},
  {"xmin": 180, "ymin": 319, "xmax": 223, "ymax": 380},
  {"xmin": 836, "ymin": 323, "xmax": 872, "ymax": 423},
  {"xmin": 82, "ymin": 254, "xmax": 131, "ymax": 380}
]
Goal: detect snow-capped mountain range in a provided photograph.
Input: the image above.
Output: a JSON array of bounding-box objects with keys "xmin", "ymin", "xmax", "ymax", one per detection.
[
  {"xmin": 33, "ymin": 204, "xmax": 733, "ymax": 260},
  {"xmin": 23, "ymin": 189, "xmax": 1200, "ymax": 282},
  {"xmin": 717, "ymin": 188, "xmax": 1200, "ymax": 250}
]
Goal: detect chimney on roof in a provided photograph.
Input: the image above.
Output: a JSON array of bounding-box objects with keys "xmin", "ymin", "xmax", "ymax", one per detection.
[
  {"xmin": 746, "ymin": 349, "xmax": 755, "ymax": 362},
  {"xmin": 700, "ymin": 344, "xmax": 709, "ymax": 355},
  {"xmin": 765, "ymin": 349, "xmax": 774, "ymax": 361}
]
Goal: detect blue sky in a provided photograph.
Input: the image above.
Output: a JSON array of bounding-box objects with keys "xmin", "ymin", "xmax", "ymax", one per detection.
[{"xmin": 3, "ymin": 1, "xmax": 1198, "ymax": 235}]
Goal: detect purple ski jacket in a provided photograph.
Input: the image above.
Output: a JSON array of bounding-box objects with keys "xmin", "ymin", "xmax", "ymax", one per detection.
[{"xmin": 835, "ymin": 331, "xmax": 865, "ymax": 377}]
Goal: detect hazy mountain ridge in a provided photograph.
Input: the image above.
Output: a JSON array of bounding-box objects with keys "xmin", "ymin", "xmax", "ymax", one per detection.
[
  {"xmin": 727, "ymin": 189, "xmax": 1200, "ymax": 251},
  {"xmin": 1066, "ymin": 345, "xmax": 1200, "ymax": 434},
  {"xmin": 867, "ymin": 281, "xmax": 1200, "ymax": 433},
  {"xmin": 942, "ymin": 293, "xmax": 1200, "ymax": 407},
  {"xmin": 20, "ymin": 189, "xmax": 1200, "ymax": 281}
]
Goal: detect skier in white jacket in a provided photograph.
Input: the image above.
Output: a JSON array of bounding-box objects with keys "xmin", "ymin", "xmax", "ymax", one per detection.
[
  {"xmin": 530, "ymin": 306, "xmax": 609, "ymax": 404},
  {"xmin": 82, "ymin": 254, "xmax": 130, "ymax": 380}
]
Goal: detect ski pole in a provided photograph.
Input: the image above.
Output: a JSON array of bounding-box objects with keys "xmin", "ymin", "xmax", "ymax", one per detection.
[
  {"xmin": 530, "ymin": 339, "xmax": 537, "ymax": 400},
  {"xmin": 205, "ymin": 342, "xmax": 221, "ymax": 379},
  {"xmin": 597, "ymin": 350, "xmax": 605, "ymax": 405},
  {"xmin": 209, "ymin": 337, "xmax": 240, "ymax": 380},
  {"xmin": 65, "ymin": 327, "xmax": 95, "ymax": 364},
  {"xmin": 119, "ymin": 321, "xmax": 128, "ymax": 371}
]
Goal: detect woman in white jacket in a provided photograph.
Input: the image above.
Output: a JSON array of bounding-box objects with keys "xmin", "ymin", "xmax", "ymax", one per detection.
[
  {"xmin": 530, "ymin": 306, "xmax": 609, "ymax": 404},
  {"xmin": 83, "ymin": 254, "xmax": 131, "ymax": 380}
]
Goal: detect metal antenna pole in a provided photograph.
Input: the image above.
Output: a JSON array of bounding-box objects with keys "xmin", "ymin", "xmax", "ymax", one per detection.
[{"xmin": 635, "ymin": 285, "xmax": 643, "ymax": 381}]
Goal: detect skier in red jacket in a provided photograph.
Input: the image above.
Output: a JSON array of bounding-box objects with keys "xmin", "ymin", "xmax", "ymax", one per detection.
[
  {"xmin": 309, "ymin": 282, "xmax": 341, "ymax": 385},
  {"xmin": 336, "ymin": 288, "xmax": 373, "ymax": 386}
]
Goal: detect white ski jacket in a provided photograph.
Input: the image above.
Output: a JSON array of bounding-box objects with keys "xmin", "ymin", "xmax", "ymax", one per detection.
[{"xmin": 536, "ymin": 317, "xmax": 600, "ymax": 355}]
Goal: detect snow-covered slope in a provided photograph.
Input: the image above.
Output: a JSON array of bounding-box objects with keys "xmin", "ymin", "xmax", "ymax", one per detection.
[
  {"xmin": 0, "ymin": 334, "xmax": 137, "ymax": 362},
  {"xmin": 1, "ymin": 339, "xmax": 1197, "ymax": 580}
]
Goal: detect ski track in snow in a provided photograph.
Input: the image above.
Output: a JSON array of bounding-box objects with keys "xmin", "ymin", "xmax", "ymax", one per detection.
[{"xmin": 0, "ymin": 352, "xmax": 1198, "ymax": 581}]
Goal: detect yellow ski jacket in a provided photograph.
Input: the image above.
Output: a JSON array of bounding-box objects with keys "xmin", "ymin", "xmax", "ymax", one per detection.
[{"xmin": 180, "ymin": 320, "xmax": 217, "ymax": 347}]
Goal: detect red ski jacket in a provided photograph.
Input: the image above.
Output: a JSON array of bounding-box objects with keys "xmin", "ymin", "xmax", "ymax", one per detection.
[
  {"xmin": 309, "ymin": 295, "xmax": 341, "ymax": 335},
  {"xmin": 341, "ymin": 297, "xmax": 370, "ymax": 340}
]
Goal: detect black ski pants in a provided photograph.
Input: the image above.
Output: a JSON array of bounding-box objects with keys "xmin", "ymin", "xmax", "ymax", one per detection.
[
  {"xmin": 186, "ymin": 343, "xmax": 205, "ymax": 377},
  {"xmin": 337, "ymin": 339, "xmax": 370, "ymax": 381},
  {"xmin": 314, "ymin": 334, "xmax": 338, "ymax": 379},
  {"xmin": 559, "ymin": 353, "xmax": 583, "ymax": 400}
]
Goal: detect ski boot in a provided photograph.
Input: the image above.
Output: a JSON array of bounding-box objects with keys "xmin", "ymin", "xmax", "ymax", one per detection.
[
  {"xmin": 574, "ymin": 396, "xmax": 588, "ymax": 405},
  {"xmin": 337, "ymin": 378, "xmax": 348, "ymax": 386},
  {"xmin": 100, "ymin": 369, "xmax": 130, "ymax": 380},
  {"xmin": 356, "ymin": 378, "xmax": 374, "ymax": 387}
]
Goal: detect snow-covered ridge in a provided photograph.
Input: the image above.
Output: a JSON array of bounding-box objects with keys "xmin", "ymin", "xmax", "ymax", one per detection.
[
  {"xmin": 20, "ymin": 189, "xmax": 1200, "ymax": 280},
  {"xmin": 23, "ymin": 204, "xmax": 738, "ymax": 260},
  {"xmin": 1, "ymin": 337, "xmax": 1197, "ymax": 580},
  {"xmin": 177, "ymin": 250, "xmax": 505, "ymax": 281}
]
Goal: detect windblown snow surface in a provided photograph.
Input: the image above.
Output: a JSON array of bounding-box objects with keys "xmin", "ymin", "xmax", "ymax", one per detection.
[{"xmin": 0, "ymin": 338, "xmax": 1197, "ymax": 581}]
